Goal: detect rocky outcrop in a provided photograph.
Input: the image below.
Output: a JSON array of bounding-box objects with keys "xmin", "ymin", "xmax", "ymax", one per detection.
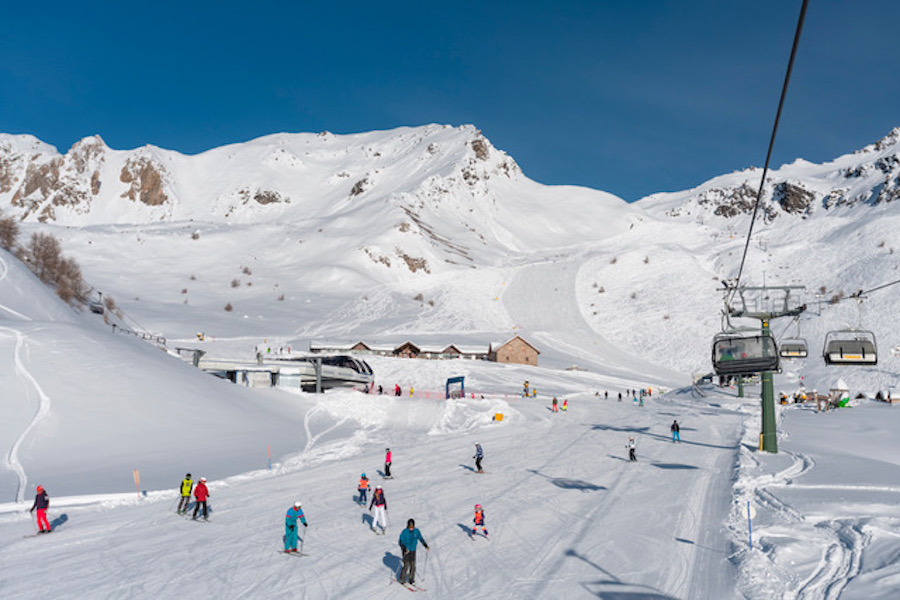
[
  {"xmin": 119, "ymin": 156, "xmax": 167, "ymax": 206},
  {"xmin": 773, "ymin": 182, "xmax": 814, "ymax": 214}
]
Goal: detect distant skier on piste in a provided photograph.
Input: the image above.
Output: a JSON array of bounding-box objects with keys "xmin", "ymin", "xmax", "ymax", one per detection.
[
  {"xmin": 473, "ymin": 443, "xmax": 484, "ymax": 473},
  {"xmin": 384, "ymin": 448, "xmax": 393, "ymax": 478},
  {"xmin": 283, "ymin": 501, "xmax": 308, "ymax": 553},
  {"xmin": 358, "ymin": 473, "xmax": 370, "ymax": 505},
  {"xmin": 627, "ymin": 437, "xmax": 637, "ymax": 462},
  {"xmin": 369, "ymin": 485, "xmax": 388, "ymax": 534},
  {"xmin": 177, "ymin": 473, "xmax": 193, "ymax": 514},
  {"xmin": 29, "ymin": 485, "xmax": 51, "ymax": 533},
  {"xmin": 671, "ymin": 420, "xmax": 681, "ymax": 443},
  {"xmin": 192, "ymin": 477, "xmax": 209, "ymax": 520},
  {"xmin": 398, "ymin": 518, "xmax": 429, "ymax": 588},
  {"xmin": 472, "ymin": 504, "xmax": 488, "ymax": 537}
]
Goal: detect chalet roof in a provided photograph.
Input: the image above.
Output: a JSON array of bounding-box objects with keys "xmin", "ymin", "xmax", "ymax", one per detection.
[{"xmin": 491, "ymin": 335, "xmax": 540, "ymax": 354}]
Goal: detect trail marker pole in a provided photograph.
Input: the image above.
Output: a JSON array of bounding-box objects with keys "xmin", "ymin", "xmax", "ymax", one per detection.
[
  {"xmin": 133, "ymin": 469, "xmax": 141, "ymax": 500},
  {"xmin": 267, "ymin": 445, "xmax": 272, "ymax": 471}
]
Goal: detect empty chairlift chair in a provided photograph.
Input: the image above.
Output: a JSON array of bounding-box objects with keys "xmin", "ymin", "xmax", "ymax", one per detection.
[
  {"xmin": 712, "ymin": 333, "xmax": 780, "ymax": 376},
  {"xmin": 779, "ymin": 338, "xmax": 808, "ymax": 359},
  {"xmin": 822, "ymin": 330, "xmax": 877, "ymax": 366}
]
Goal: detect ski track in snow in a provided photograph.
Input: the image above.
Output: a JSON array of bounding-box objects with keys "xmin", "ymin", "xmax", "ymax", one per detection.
[
  {"xmin": 729, "ymin": 404, "xmax": 879, "ymax": 600},
  {"xmin": 0, "ymin": 325, "xmax": 51, "ymax": 503}
]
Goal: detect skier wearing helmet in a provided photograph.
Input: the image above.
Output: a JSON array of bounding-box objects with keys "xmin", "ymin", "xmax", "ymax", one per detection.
[
  {"xmin": 397, "ymin": 518, "xmax": 429, "ymax": 588},
  {"xmin": 192, "ymin": 477, "xmax": 210, "ymax": 520},
  {"xmin": 472, "ymin": 504, "xmax": 488, "ymax": 537},
  {"xmin": 283, "ymin": 501, "xmax": 308, "ymax": 553},
  {"xmin": 369, "ymin": 485, "xmax": 388, "ymax": 534},
  {"xmin": 358, "ymin": 473, "xmax": 370, "ymax": 505},
  {"xmin": 177, "ymin": 473, "xmax": 193, "ymax": 514},
  {"xmin": 473, "ymin": 443, "xmax": 484, "ymax": 473},
  {"xmin": 29, "ymin": 485, "xmax": 51, "ymax": 533}
]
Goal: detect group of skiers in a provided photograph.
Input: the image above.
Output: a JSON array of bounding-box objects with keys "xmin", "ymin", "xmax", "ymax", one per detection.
[
  {"xmin": 177, "ymin": 473, "xmax": 210, "ymax": 520},
  {"xmin": 626, "ymin": 420, "xmax": 683, "ymax": 461}
]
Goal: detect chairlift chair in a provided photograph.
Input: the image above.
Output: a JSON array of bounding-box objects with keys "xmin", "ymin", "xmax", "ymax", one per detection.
[
  {"xmin": 779, "ymin": 338, "xmax": 808, "ymax": 359},
  {"xmin": 712, "ymin": 333, "xmax": 780, "ymax": 376},
  {"xmin": 823, "ymin": 330, "xmax": 877, "ymax": 366}
]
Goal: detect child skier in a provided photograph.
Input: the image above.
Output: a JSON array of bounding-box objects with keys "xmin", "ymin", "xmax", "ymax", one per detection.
[
  {"xmin": 671, "ymin": 420, "xmax": 681, "ymax": 443},
  {"xmin": 358, "ymin": 473, "xmax": 370, "ymax": 505},
  {"xmin": 384, "ymin": 448, "xmax": 392, "ymax": 478},
  {"xmin": 192, "ymin": 477, "xmax": 209, "ymax": 520},
  {"xmin": 472, "ymin": 504, "xmax": 488, "ymax": 537},
  {"xmin": 29, "ymin": 485, "xmax": 51, "ymax": 533},
  {"xmin": 283, "ymin": 501, "xmax": 308, "ymax": 553},
  {"xmin": 177, "ymin": 473, "xmax": 193, "ymax": 514},
  {"xmin": 369, "ymin": 485, "xmax": 388, "ymax": 534},
  {"xmin": 626, "ymin": 437, "xmax": 637, "ymax": 462},
  {"xmin": 398, "ymin": 518, "xmax": 429, "ymax": 587},
  {"xmin": 561, "ymin": 399, "xmax": 568, "ymax": 412},
  {"xmin": 473, "ymin": 443, "xmax": 484, "ymax": 473}
]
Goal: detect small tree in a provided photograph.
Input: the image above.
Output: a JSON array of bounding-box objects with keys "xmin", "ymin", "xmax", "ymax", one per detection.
[{"xmin": 0, "ymin": 211, "xmax": 19, "ymax": 250}]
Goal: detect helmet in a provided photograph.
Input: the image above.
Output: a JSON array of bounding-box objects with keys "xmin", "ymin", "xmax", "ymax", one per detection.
[
  {"xmin": 294, "ymin": 501, "xmax": 302, "ymax": 508},
  {"xmin": 407, "ymin": 518, "xmax": 415, "ymax": 528},
  {"xmin": 376, "ymin": 485, "xmax": 382, "ymax": 490},
  {"xmin": 186, "ymin": 473, "xmax": 191, "ymax": 478},
  {"xmin": 475, "ymin": 504, "xmax": 482, "ymax": 509},
  {"xmin": 361, "ymin": 473, "xmax": 366, "ymax": 478},
  {"xmin": 36, "ymin": 485, "xmax": 44, "ymax": 493},
  {"xmin": 386, "ymin": 448, "xmax": 390, "ymax": 452},
  {"xmin": 200, "ymin": 477, "xmax": 207, "ymax": 482}
]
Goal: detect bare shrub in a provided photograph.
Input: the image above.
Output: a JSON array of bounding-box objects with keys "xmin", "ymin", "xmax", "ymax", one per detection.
[
  {"xmin": 0, "ymin": 211, "xmax": 19, "ymax": 250},
  {"xmin": 413, "ymin": 293, "xmax": 424, "ymax": 302},
  {"xmin": 277, "ymin": 294, "xmax": 285, "ymax": 301},
  {"xmin": 224, "ymin": 303, "xmax": 233, "ymax": 312},
  {"xmin": 610, "ymin": 257, "xmax": 617, "ymax": 264},
  {"xmin": 818, "ymin": 285, "xmax": 827, "ymax": 295},
  {"xmin": 630, "ymin": 292, "xmax": 637, "ymax": 300},
  {"xmin": 26, "ymin": 232, "xmax": 62, "ymax": 283},
  {"xmin": 181, "ymin": 288, "xmax": 188, "ymax": 294},
  {"xmin": 191, "ymin": 231, "xmax": 200, "ymax": 240},
  {"xmin": 598, "ymin": 286, "xmax": 605, "ymax": 293},
  {"xmin": 828, "ymin": 292, "xmax": 843, "ymax": 304},
  {"xmin": 189, "ymin": 274, "xmax": 197, "ymax": 281},
  {"xmin": 242, "ymin": 266, "xmax": 252, "ymax": 276},
  {"xmin": 231, "ymin": 278, "xmax": 240, "ymax": 288},
  {"xmin": 643, "ymin": 256, "xmax": 649, "ymax": 264}
]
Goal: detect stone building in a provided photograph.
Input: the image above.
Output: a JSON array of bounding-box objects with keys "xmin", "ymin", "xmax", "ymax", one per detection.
[{"xmin": 489, "ymin": 335, "xmax": 540, "ymax": 366}]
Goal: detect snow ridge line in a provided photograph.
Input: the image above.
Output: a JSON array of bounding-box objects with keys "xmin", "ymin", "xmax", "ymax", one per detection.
[{"xmin": 0, "ymin": 326, "xmax": 52, "ymax": 503}]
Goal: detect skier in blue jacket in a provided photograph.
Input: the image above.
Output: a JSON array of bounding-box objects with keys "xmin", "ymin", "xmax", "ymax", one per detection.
[
  {"xmin": 283, "ymin": 501, "xmax": 308, "ymax": 553},
  {"xmin": 398, "ymin": 518, "xmax": 429, "ymax": 587}
]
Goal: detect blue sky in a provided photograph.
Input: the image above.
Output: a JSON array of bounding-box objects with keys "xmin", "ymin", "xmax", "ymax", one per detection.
[{"xmin": 2, "ymin": 1, "xmax": 898, "ymax": 201}]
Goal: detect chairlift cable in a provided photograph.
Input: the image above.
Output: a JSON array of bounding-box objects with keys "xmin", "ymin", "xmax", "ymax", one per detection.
[{"xmin": 730, "ymin": 0, "xmax": 810, "ymax": 303}]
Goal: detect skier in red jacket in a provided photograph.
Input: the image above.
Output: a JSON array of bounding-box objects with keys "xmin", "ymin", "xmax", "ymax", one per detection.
[
  {"xmin": 192, "ymin": 477, "xmax": 210, "ymax": 520},
  {"xmin": 30, "ymin": 485, "xmax": 51, "ymax": 533}
]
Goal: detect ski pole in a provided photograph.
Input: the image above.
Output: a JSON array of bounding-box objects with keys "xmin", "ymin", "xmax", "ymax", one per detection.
[
  {"xmin": 300, "ymin": 525, "xmax": 307, "ymax": 554},
  {"xmin": 421, "ymin": 545, "xmax": 430, "ymax": 581}
]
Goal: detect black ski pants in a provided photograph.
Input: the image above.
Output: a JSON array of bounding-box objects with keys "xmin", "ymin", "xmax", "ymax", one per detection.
[
  {"xmin": 399, "ymin": 550, "xmax": 417, "ymax": 584},
  {"xmin": 193, "ymin": 500, "xmax": 208, "ymax": 519}
]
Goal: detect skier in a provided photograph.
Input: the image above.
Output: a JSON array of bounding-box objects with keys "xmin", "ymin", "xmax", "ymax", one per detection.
[
  {"xmin": 369, "ymin": 485, "xmax": 388, "ymax": 534},
  {"xmin": 618, "ymin": 392, "xmax": 622, "ymax": 402},
  {"xmin": 177, "ymin": 473, "xmax": 193, "ymax": 514},
  {"xmin": 384, "ymin": 448, "xmax": 393, "ymax": 478},
  {"xmin": 398, "ymin": 518, "xmax": 429, "ymax": 588},
  {"xmin": 29, "ymin": 485, "xmax": 51, "ymax": 533},
  {"xmin": 472, "ymin": 504, "xmax": 488, "ymax": 537},
  {"xmin": 473, "ymin": 443, "xmax": 484, "ymax": 473},
  {"xmin": 394, "ymin": 384, "xmax": 401, "ymax": 397},
  {"xmin": 626, "ymin": 437, "xmax": 637, "ymax": 462},
  {"xmin": 192, "ymin": 477, "xmax": 209, "ymax": 520},
  {"xmin": 358, "ymin": 473, "xmax": 370, "ymax": 505},
  {"xmin": 604, "ymin": 390, "xmax": 608, "ymax": 400},
  {"xmin": 561, "ymin": 399, "xmax": 568, "ymax": 412},
  {"xmin": 671, "ymin": 420, "xmax": 681, "ymax": 443},
  {"xmin": 552, "ymin": 397, "xmax": 558, "ymax": 413},
  {"xmin": 283, "ymin": 501, "xmax": 308, "ymax": 553}
]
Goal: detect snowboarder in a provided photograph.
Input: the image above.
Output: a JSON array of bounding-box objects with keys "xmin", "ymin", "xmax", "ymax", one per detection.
[
  {"xmin": 398, "ymin": 518, "xmax": 429, "ymax": 587},
  {"xmin": 472, "ymin": 504, "xmax": 488, "ymax": 537},
  {"xmin": 384, "ymin": 448, "xmax": 393, "ymax": 478},
  {"xmin": 283, "ymin": 501, "xmax": 308, "ymax": 553},
  {"xmin": 369, "ymin": 485, "xmax": 388, "ymax": 534},
  {"xmin": 671, "ymin": 420, "xmax": 681, "ymax": 443},
  {"xmin": 192, "ymin": 477, "xmax": 209, "ymax": 520},
  {"xmin": 473, "ymin": 443, "xmax": 484, "ymax": 473},
  {"xmin": 626, "ymin": 437, "xmax": 637, "ymax": 462},
  {"xmin": 177, "ymin": 473, "xmax": 193, "ymax": 514},
  {"xmin": 552, "ymin": 397, "xmax": 558, "ymax": 412},
  {"xmin": 358, "ymin": 473, "xmax": 370, "ymax": 505},
  {"xmin": 29, "ymin": 485, "xmax": 51, "ymax": 533}
]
